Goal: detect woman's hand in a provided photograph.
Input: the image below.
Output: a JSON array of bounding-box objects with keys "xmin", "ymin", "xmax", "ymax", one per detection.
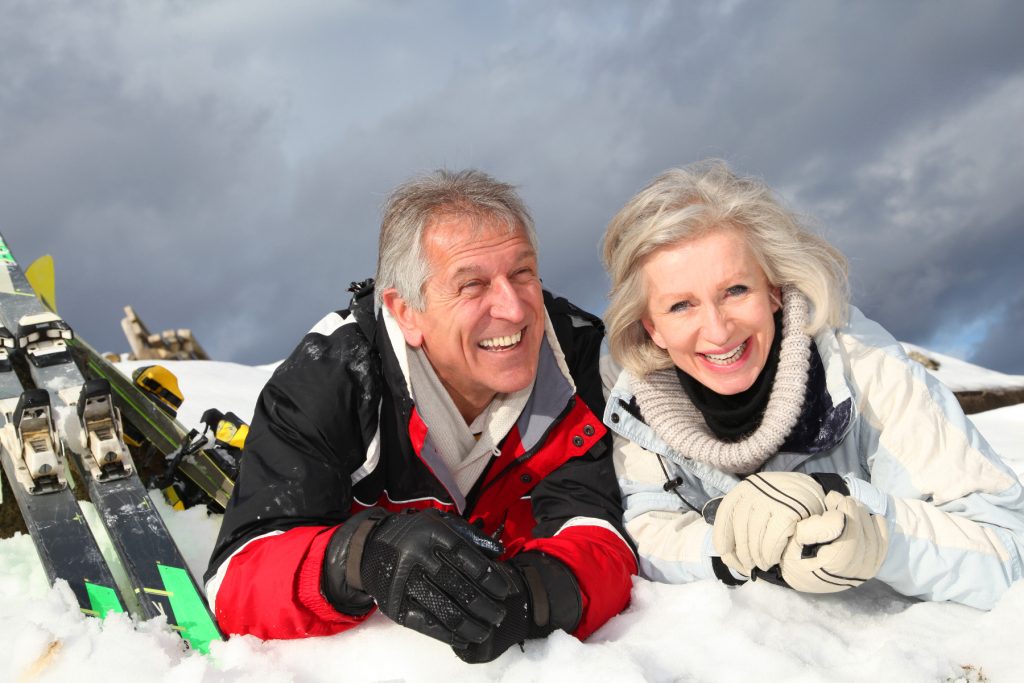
[
  {"xmin": 780, "ymin": 491, "xmax": 889, "ymax": 593},
  {"xmin": 711, "ymin": 472, "xmax": 829, "ymax": 576}
]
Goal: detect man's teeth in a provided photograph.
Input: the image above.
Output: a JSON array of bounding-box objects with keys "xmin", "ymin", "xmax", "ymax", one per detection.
[
  {"xmin": 702, "ymin": 341, "xmax": 747, "ymax": 365},
  {"xmin": 479, "ymin": 330, "xmax": 523, "ymax": 349}
]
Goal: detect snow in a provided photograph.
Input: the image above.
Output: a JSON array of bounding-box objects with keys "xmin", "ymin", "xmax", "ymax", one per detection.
[{"xmin": 1, "ymin": 356, "xmax": 1022, "ymax": 682}]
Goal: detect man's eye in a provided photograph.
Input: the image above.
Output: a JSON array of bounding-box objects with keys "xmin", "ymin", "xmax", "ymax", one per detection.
[
  {"xmin": 459, "ymin": 280, "xmax": 484, "ymax": 293},
  {"xmin": 511, "ymin": 268, "xmax": 535, "ymax": 282},
  {"xmin": 726, "ymin": 285, "xmax": 748, "ymax": 297}
]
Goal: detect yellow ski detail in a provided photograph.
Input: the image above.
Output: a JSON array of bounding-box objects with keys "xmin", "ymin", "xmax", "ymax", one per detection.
[{"xmin": 26, "ymin": 255, "xmax": 57, "ymax": 313}]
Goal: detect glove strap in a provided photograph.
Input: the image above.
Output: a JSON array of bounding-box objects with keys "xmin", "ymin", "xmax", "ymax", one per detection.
[
  {"xmin": 711, "ymin": 556, "xmax": 747, "ymax": 586},
  {"xmin": 750, "ymin": 565, "xmax": 791, "ymax": 588},
  {"xmin": 322, "ymin": 508, "xmax": 390, "ymax": 615},
  {"xmin": 520, "ymin": 562, "xmax": 550, "ymax": 627},
  {"xmin": 345, "ymin": 516, "xmax": 382, "ymax": 592}
]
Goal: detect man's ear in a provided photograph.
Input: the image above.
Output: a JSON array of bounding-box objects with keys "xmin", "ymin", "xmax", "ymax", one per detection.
[{"xmin": 381, "ymin": 288, "xmax": 425, "ymax": 347}]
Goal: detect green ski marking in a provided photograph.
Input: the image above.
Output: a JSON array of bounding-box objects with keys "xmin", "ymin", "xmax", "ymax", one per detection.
[
  {"xmin": 85, "ymin": 581, "xmax": 125, "ymax": 618},
  {"xmin": 0, "ymin": 239, "xmax": 14, "ymax": 265},
  {"xmin": 157, "ymin": 564, "xmax": 222, "ymax": 655}
]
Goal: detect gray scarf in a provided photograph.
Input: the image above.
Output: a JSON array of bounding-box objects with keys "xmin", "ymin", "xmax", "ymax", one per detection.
[{"xmin": 631, "ymin": 287, "xmax": 812, "ymax": 474}]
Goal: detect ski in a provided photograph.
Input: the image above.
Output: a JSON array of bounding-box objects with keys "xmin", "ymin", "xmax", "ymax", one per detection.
[
  {"xmin": 0, "ymin": 233, "xmax": 221, "ymax": 653},
  {"xmin": 0, "ymin": 324, "xmax": 126, "ymax": 618},
  {"xmin": 23, "ymin": 255, "xmax": 236, "ymax": 511},
  {"xmin": 69, "ymin": 338, "xmax": 235, "ymax": 510}
]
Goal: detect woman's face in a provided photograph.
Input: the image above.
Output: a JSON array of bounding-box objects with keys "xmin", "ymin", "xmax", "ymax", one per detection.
[{"xmin": 641, "ymin": 227, "xmax": 781, "ymax": 395}]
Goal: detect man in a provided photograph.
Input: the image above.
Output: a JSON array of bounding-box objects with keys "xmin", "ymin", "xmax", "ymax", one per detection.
[{"xmin": 205, "ymin": 169, "xmax": 637, "ymax": 663}]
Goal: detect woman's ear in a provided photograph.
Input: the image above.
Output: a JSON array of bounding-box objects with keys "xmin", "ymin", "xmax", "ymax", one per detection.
[
  {"xmin": 641, "ymin": 317, "xmax": 668, "ymax": 350},
  {"xmin": 770, "ymin": 286, "xmax": 783, "ymax": 313}
]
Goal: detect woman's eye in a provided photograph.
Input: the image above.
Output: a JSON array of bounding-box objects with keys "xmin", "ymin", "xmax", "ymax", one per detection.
[
  {"xmin": 726, "ymin": 285, "xmax": 748, "ymax": 297},
  {"xmin": 669, "ymin": 301, "xmax": 692, "ymax": 313}
]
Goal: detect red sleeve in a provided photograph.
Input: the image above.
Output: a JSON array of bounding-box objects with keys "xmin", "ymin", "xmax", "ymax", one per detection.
[
  {"xmin": 213, "ymin": 525, "xmax": 374, "ymax": 640},
  {"xmin": 523, "ymin": 524, "xmax": 637, "ymax": 639}
]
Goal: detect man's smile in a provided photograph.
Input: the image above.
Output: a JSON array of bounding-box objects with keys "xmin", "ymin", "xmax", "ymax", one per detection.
[{"xmin": 478, "ymin": 328, "xmax": 525, "ymax": 351}]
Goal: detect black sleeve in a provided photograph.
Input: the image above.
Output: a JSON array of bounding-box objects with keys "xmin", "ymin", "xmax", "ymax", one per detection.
[{"xmin": 205, "ymin": 311, "xmax": 382, "ymax": 581}]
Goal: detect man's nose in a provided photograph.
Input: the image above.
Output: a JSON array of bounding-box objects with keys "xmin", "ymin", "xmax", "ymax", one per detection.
[{"xmin": 488, "ymin": 278, "xmax": 526, "ymax": 322}]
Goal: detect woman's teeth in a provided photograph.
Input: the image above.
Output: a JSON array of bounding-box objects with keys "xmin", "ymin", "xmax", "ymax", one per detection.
[
  {"xmin": 479, "ymin": 330, "xmax": 523, "ymax": 349},
  {"xmin": 702, "ymin": 341, "xmax": 747, "ymax": 365}
]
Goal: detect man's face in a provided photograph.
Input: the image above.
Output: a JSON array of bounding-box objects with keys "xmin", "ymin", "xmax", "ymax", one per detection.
[{"xmin": 386, "ymin": 214, "xmax": 545, "ymax": 422}]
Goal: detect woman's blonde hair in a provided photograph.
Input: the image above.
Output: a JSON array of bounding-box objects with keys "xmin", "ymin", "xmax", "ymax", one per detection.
[{"xmin": 602, "ymin": 160, "xmax": 849, "ymax": 378}]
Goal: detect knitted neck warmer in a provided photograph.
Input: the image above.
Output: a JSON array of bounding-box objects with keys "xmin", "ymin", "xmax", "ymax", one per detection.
[{"xmin": 631, "ymin": 286, "xmax": 812, "ymax": 474}]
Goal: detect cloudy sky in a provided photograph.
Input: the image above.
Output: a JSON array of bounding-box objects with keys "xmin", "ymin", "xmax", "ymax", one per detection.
[{"xmin": 2, "ymin": 1, "xmax": 1022, "ymax": 373}]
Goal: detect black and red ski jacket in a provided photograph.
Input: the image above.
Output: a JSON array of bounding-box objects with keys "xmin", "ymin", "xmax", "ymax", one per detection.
[{"xmin": 205, "ymin": 281, "xmax": 637, "ymax": 641}]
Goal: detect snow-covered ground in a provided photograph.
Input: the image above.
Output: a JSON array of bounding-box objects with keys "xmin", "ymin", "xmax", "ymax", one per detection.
[{"xmin": 1, "ymin": 354, "xmax": 1022, "ymax": 682}]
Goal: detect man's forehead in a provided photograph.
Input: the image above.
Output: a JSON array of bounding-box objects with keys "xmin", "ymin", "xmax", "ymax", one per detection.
[
  {"xmin": 424, "ymin": 214, "xmax": 533, "ymax": 254},
  {"xmin": 422, "ymin": 226, "xmax": 536, "ymax": 284}
]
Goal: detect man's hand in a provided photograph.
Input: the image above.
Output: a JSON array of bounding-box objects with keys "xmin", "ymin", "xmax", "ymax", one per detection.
[
  {"xmin": 452, "ymin": 552, "xmax": 581, "ymax": 663},
  {"xmin": 353, "ymin": 509, "xmax": 512, "ymax": 646},
  {"xmin": 779, "ymin": 491, "xmax": 889, "ymax": 593},
  {"xmin": 711, "ymin": 472, "xmax": 829, "ymax": 576},
  {"xmin": 322, "ymin": 508, "xmax": 580, "ymax": 663}
]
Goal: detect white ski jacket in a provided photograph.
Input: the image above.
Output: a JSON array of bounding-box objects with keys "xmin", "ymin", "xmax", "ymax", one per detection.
[{"xmin": 604, "ymin": 307, "xmax": 1024, "ymax": 609}]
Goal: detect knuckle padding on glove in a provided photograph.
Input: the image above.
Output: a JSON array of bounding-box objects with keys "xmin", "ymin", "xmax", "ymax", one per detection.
[
  {"xmin": 746, "ymin": 474, "xmax": 816, "ymax": 517},
  {"xmin": 355, "ymin": 508, "xmax": 515, "ymax": 647},
  {"xmin": 404, "ymin": 569, "xmax": 492, "ymax": 643}
]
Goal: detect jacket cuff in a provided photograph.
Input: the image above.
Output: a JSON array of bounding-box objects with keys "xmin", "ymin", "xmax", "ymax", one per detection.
[
  {"xmin": 297, "ymin": 527, "xmax": 373, "ymax": 623},
  {"xmin": 843, "ymin": 475, "xmax": 890, "ymax": 516}
]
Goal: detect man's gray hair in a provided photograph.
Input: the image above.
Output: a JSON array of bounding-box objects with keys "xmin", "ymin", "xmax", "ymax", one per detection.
[
  {"xmin": 602, "ymin": 159, "xmax": 850, "ymax": 378},
  {"xmin": 375, "ymin": 169, "xmax": 537, "ymax": 310}
]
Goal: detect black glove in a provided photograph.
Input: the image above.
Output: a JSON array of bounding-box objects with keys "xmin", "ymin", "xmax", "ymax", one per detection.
[
  {"xmin": 322, "ymin": 508, "xmax": 582, "ymax": 663},
  {"xmin": 324, "ymin": 508, "xmax": 511, "ymax": 645},
  {"xmin": 453, "ymin": 551, "xmax": 582, "ymax": 664},
  {"xmin": 321, "ymin": 508, "xmax": 382, "ymax": 616}
]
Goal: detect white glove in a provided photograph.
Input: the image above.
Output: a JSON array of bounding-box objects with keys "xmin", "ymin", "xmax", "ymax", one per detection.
[
  {"xmin": 780, "ymin": 491, "xmax": 889, "ymax": 593},
  {"xmin": 712, "ymin": 472, "xmax": 828, "ymax": 576}
]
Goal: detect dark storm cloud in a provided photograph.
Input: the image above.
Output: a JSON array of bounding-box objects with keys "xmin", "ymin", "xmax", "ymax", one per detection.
[
  {"xmin": 1, "ymin": 1, "xmax": 1022, "ymax": 374},
  {"xmin": 972, "ymin": 295, "xmax": 1024, "ymax": 375}
]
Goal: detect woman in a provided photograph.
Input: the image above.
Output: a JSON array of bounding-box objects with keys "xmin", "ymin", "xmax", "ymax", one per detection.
[{"xmin": 601, "ymin": 160, "xmax": 1024, "ymax": 608}]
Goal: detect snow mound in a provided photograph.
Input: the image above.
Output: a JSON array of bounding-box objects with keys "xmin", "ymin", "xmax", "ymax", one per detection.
[{"xmin": 1, "ymin": 353, "xmax": 1022, "ymax": 681}]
